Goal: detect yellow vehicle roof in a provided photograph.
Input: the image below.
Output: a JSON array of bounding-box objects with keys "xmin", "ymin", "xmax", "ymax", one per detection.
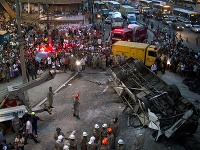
[{"xmin": 113, "ymin": 41, "xmax": 150, "ymax": 49}]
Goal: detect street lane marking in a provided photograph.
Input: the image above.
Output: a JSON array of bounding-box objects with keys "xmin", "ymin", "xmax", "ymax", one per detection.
[{"xmin": 101, "ymin": 85, "xmax": 109, "ymax": 94}]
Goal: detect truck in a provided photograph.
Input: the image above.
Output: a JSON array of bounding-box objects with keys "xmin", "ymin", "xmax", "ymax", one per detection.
[
  {"xmin": 110, "ymin": 24, "xmax": 147, "ymax": 43},
  {"xmin": 112, "ymin": 41, "xmax": 161, "ymax": 67},
  {"xmin": 111, "ymin": 12, "xmax": 124, "ymax": 29},
  {"xmin": 120, "ymin": 5, "xmax": 135, "ymax": 19},
  {"xmin": 0, "ymin": 70, "xmax": 56, "ymax": 134},
  {"xmin": 111, "ymin": 58, "xmax": 198, "ymax": 142}
]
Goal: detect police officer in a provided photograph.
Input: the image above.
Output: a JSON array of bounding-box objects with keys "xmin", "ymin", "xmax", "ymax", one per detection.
[
  {"xmin": 73, "ymin": 94, "xmax": 80, "ymax": 119},
  {"xmin": 47, "ymin": 86, "xmax": 54, "ymax": 108}
]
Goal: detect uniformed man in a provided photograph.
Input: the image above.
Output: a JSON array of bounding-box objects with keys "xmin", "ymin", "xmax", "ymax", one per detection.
[
  {"xmin": 107, "ymin": 128, "xmax": 114, "ymax": 149},
  {"xmin": 54, "ymin": 127, "xmax": 65, "ymax": 141},
  {"xmin": 100, "ymin": 138, "xmax": 110, "ymax": 150},
  {"xmin": 100, "ymin": 124, "xmax": 108, "ymax": 142},
  {"xmin": 73, "ymin": 94, "xmax": 80, "ymax": 119},
  {"xmin": 69, "ymin": 135, "xmax": 77, "ymax": 150},
  {"xmin": 117, "ymin": 139, "xmax": 124, "ymax": 150},
  {"xmin": 109, "ymin": 117, "xmax": 119, "ymax": 138},
  {"xmin": 80, "ymin": 132, "xmax": 88, "ymax": 150},
  {"xmin": 93, "ymin": 124, "xmax": 101, "ymax": 145},
  {"xmin": 102, "ymin": 55, "xmax": 106, "ymax": 71},
  {"xmin": 55, "ymin": 135, "xmax": 64, "ymax": 150},
  {"xmin": 98, "ymin": 54, "xmax": 102, "ymax": 69},
  {"xmin": 47, "ymin": 86, "xmax": 54, "ymax": 108},
  {"xmin": 92, "ymin": 54, "xmax": 98, "ymax": 69},
  {"xmin": 87, "ymin": 136, "xmax": 98, "ymax": 150}
]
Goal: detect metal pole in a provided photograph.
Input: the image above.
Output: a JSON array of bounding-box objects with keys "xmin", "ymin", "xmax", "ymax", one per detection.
[
  {"xmin": 46, "ymin": 0, "xmax": 49, "ymax": 30},
  {"xmin": 15, "ymin": 0, "xmax": 27, "ymax": 84}
]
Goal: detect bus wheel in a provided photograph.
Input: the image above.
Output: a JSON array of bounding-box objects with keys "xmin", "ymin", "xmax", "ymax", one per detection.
[{"xmin": 0, "ymin": 123, "xmax": 6, "ymax": 135}]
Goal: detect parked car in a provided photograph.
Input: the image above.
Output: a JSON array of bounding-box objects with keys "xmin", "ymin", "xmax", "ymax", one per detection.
[
  {"xmin": 134, "ymin": 9, "xmax": 140, "ymax": 15},
  {"xmin": 172, "ymin": 22, "xmax": 184, "ymax": 30},
  {"xmin": 182, "ymin": 21, "xmax": 192, "ymax": 28},
  {"xmin": 168, "ymin": 16, "xmax": 177, "ymax": 22},
  {"xmin": 162, "ymin": 18, "xmax": 172, "ymax": 25},
  {"xmin": 190, "ymin": 25, "xmax": 200, "ymax": 32},
  {"xmin": 105, "ymin": 16, "xmax": 112, "ymax": 24}
]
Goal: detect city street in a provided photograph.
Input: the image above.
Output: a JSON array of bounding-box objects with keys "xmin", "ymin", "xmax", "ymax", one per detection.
[
  {"xmin": 0, "ymin": 0, "xmax": 200, "ymax": 150},
  {"xmin": 1, "ymin": 67, "xmax": 199, "ymax": 150}
]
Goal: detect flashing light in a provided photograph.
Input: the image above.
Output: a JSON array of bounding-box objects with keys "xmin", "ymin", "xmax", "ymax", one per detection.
[
  {"xmin": 191, "ymin": 14, "xmax": 194, "ymax": 16},
  {"xmin": 40, "ymin": 47, "xmax": 45, "ymax": 52},
  {"xmin": 167, "ymin": 60, "xmax": 170, "ymax": 65},
  {"xmin": 76, "ymin": 60, "xmax": 81, "ymax": 66},
  {"xmin": 97, "ymin": 14, "xmax": 101, "ymax": 18}
]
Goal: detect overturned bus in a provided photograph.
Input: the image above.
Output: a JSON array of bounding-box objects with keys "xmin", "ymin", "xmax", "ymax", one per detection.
[{"xmin": 111, "ymin": 58, "xmax": 199, "ymax": 141}]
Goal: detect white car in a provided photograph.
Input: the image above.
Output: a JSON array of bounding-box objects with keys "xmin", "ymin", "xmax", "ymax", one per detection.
[
  {"xmin": 183, "ymin": 21, "xmax": 192, "ymax": 28},
  {"xmin": 190, "ymin": 25, "xmax": 200, "ymax": 32}
]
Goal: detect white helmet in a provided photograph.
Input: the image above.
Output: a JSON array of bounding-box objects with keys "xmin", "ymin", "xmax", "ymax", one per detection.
[
  {"xmin": 58, "ymin": 135, "xmax": 64, "ymax": 140},
  {"xmin": 94, "ymin": 124, "xmax": 99, "ymax": 129},
  {"xmin": 63, "ymin": 145, "xmax": 69, "ymax": 150},
  {"xmin": 118, "ymin": 139, "xmax": 124, "ymax": 145},
  {"xmin": 83, "ymin": 132, "xmax": 88, "ymax": 137},
  {"xmin": 69, "ymin": 134, "xmax": 75, "ymax": 140},
  {"xmin": 102, "ymin": 124, "xmax": 108, "ymax": 128},
  {"xmin": 88, "ymin": 136, "xmax": 96, "ymax": 144}
]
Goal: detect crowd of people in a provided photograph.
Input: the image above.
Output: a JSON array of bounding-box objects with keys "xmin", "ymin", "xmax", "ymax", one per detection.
[
  {"xmin": 145, "ymin": 19, "xmax": 200, "ymax": 80},
  {"xmin": 0, "ymin": 18, "xmax": 129, "ymax": 83}
]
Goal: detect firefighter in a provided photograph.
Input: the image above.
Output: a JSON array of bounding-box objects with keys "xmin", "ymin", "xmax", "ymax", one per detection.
[
  {"xmin": 73, "ymin": 94, "xmax": 80, "ymax": 119},
  {"xmin": 87, "ymin": 136, "xmax": 98, "ymax": 150},
  {"xmin": 100, "ymin": 138, "xmax": 110, "ymax": 150},
  {"xmin": 109, "ymin": 117, "xmax": 119, "ymax": 138},
  {"xmin": 93, "ymin": 124, "xmax": 101, "ymax": 144},
  {"xmin": 55, "ymin": 135, "xmax": 64, "ymax": 150},
  {"xmin": 54, "ymin": 127, "xmax": 65, "ymax": 141},
  {"xmin": 47, "ymin": 86, "xmax": 54, "ymax": 108},
  {"xmin": 69, "ymin": 135, "xmax": 77, "ymax": 150},
  {"xmin": 80, "ymin": 132, "xmax": 88, "ymax": 150},
  {"xmin": 100, "ymin": 124, "xmax": 108, "ymax": 142},
  {"xmin": 117, "ymin": 139, "xmax": 124, "ymax": 150},
  {"xmin": 107, "ymin": 128, "xmax": 114, "ymax": 149}
]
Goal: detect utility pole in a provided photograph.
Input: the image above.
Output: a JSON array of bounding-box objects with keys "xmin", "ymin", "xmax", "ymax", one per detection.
[
  {"xmin": 15, "ymin": 0, "xmax": 27, "ymax": 84},
  {"xmin": 46, "ymin": 0, "xmax": 49, "ymax": 30},
  {"xmin": 15, "ymin": 0, "xmax": 30, "ymax": 108}
]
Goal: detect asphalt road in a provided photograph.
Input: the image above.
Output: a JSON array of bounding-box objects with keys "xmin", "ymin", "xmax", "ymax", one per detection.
[{"xmin": 138, "ymin": 16, "xmax": 200, "ymax": 52}]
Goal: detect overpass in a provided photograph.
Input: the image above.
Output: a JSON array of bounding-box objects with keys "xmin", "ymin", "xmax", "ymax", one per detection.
[{"xmin": 0, "ymin": 0, "xmax": 15, "ymax": 18}]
